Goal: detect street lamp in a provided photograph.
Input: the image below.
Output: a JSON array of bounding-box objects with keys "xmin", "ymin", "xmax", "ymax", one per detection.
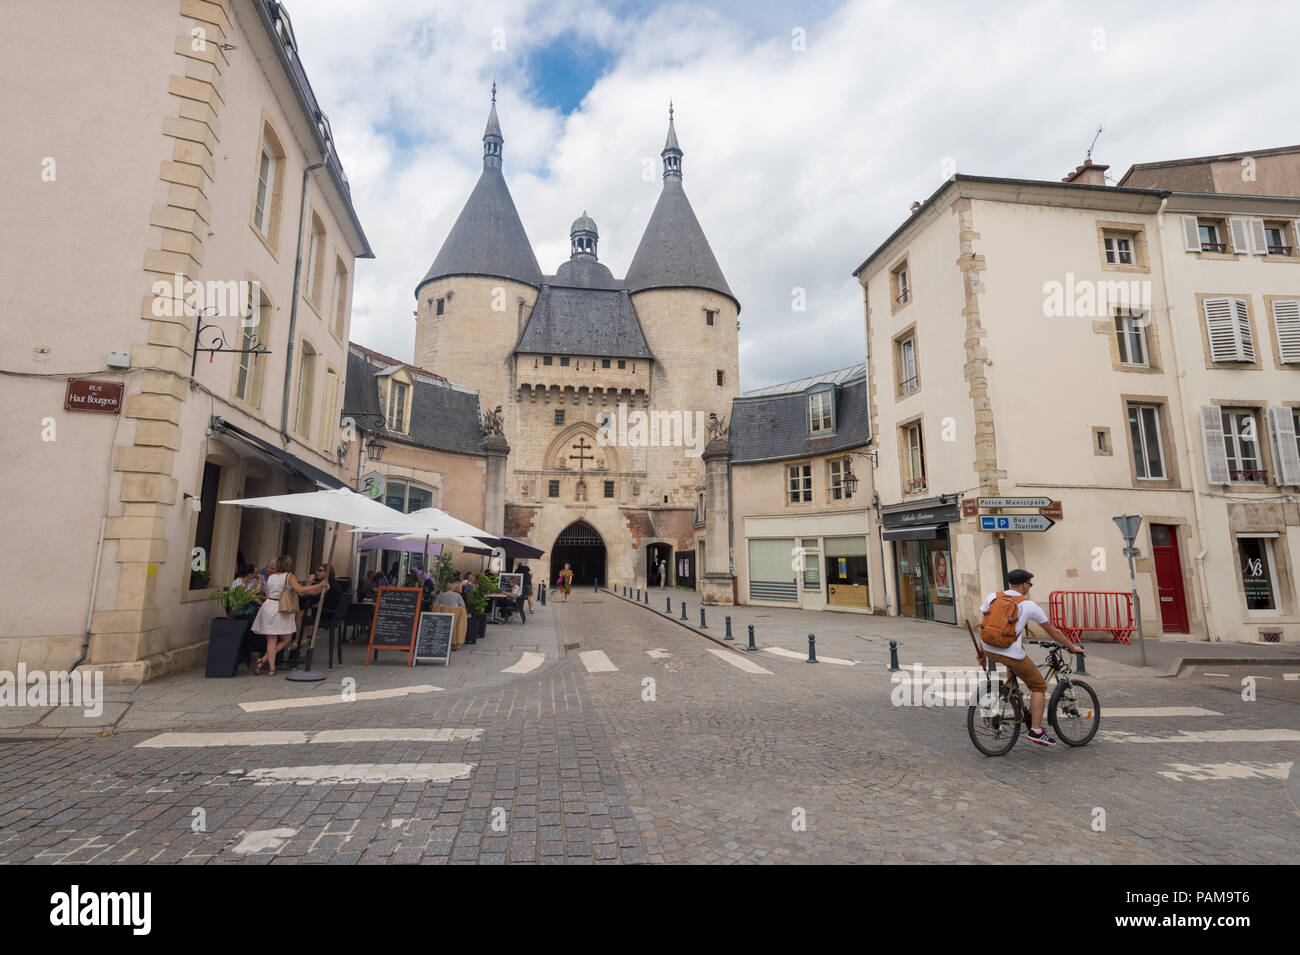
[
  {"xmin": 364, "ymin": 435, "xmax": 386, "ymax": 462},
  {"xmin": 841, "ymin": 450, "xmax": 878, "ymax": 497}
]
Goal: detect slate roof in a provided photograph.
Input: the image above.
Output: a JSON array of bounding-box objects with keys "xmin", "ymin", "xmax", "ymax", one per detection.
[
  {"xmin": 515, "ymin": 285, "xmax": 654, "ymax": 360},
  {"xmin": 415, "ymin": 164, "xmax": 542, "ymax": 294},
  {"xmin": 344, "ymin": 346, "xmax": 485, "ymax": 456},
  {"xmin": 729, "ymin": 371, "xmax": 871, "ymax": 464},
  {"xmin": 625, "ymin": 179, "xmax": 736, "ymax": 306}
]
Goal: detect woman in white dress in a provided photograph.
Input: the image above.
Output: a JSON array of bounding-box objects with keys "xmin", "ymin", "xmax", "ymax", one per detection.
[{"xmin": 251, "ymin": 555, "xmax": 326, "ymax": 675}]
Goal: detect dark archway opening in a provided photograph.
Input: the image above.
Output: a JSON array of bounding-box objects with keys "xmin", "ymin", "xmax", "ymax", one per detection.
[
  {"xmin": 551, "ymin": 521, "xmax": 607, "ymax": 587},
  {"xmin": 646, "ymin": 543, "xmax": 673, "ymax": 589}
]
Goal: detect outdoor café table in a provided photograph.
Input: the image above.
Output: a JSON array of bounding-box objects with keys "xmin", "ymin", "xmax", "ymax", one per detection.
[{"xmin": 486, "ymin": 592, "xmax": 516, "ymax": 624}]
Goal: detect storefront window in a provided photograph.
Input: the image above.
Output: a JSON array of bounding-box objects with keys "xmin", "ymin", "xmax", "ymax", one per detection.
[
  {"xmin": 1239, "ymin": 537, "xmax": 1278, "ymax": 611},
  {"xmin": 748, "ymin": 538, "xmax": 797, "ymax": 601},
  {"xmin": 894, "ymin": 536, "xmax": 954, "ymax": 623},
  {"xmin": 824, "ymin": 536, "xmax": 869, "ymax": 608}
]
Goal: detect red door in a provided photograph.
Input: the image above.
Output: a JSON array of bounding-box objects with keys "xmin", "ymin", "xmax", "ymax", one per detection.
[{"xmin": 1150, "ymin": 524, "xmax": 1189, "ymax": 633}]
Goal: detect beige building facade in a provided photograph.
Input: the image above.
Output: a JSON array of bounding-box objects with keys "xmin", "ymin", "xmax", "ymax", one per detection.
[
  {"xmin": 856, "ymin": 156, "xmax": 1300, "ymax": 642},
  {"xmin": 0, "ymin": 0, "xmax": 370, "ymax": 680}
]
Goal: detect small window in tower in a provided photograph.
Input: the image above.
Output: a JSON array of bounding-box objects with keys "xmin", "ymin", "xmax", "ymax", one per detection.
[
  {"xmin": 554, "ymin": 410, "xmax": 565, "ymax": 426},
  {"xmin": 543, "ymin": 356, "xmax": 553, "ymax": 366},
  {"xmin": 436, "ymin": 298, "xmax": 445, "ymax": 316},
  {"xmin": 560, "ymin": 356, "xmax": 570, "ymax": 367},
  {"xmin": 617, "ymin": 360, "xmax": 626, "ymax": 370},
  {"xmin": 548, "ymin": 480, "xmax": 560, "ymax": 498},
  {"xmin": 604, "ymin": 481, "xmax": 615, "ymax": 499},
  {"xmin": 705, "ymin": 309, "xmax": 716, "ymax": 326},
  {"xmin": 602, "ymin": 359, "xmax": 610, "ymax": 369},
  {"xmin": 716, "ymin": 370, "xmax": 724, "ymax": 386}
]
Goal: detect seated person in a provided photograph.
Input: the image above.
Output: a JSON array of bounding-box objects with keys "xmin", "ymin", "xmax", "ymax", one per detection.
[
  {"xmin": 497, "ymin": 578, "xmax": 526, "ymax": 623},
  {"xmin": 433, "ymin": 583, "xmax": 465, "ymax": 608}
]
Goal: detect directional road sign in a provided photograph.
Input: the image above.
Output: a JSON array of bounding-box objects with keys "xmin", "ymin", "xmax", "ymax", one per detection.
[
  {"xmin": 976, "ymin": 496, "xmax": 1052, "ymax": 508},
  {"xmin": 978, "ymin": 514, "xmax": 1056, "ymax": 533}
]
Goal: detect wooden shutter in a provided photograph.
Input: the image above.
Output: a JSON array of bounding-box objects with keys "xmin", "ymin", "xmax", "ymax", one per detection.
[
  {"xmin": 318, "ymin": 369, "xmax": 338, "ymax": 451},
  {"xmin": 249, "ymin": 301, "xmax": 270, "ymax": 410},
  {"xmin": 1272, "ymin": 299, "xmax": 1300, "ymax": 363},
  {"xmin": 1203, "ymin": 297, "xmax": 1242, "ymax": 361},
  {"xmin": 1267, "ymin": 407, "xmax": 1300, "ymax": 485},
  {"xmin": 1232, "ymin": 297, "xmax": 1255, "ymax": 361},
  {"xmin": 1200, "ymin": 406, "xmax": 1230, "ymax": 484},
  {"xmin": 1294, "ymin": 220, "xmax": 1300, "ymax": 254},
  {"xmin": 1249, "ymin": 218, "xmax": 1270, "ymax": 254},
  {"xmin": 1181, "ymin": 215, "xmax": 1201, "ymax": 251},
  {"xmin": 1228, "ymin": 217, "xmax": 1250, "ymax": 253}
]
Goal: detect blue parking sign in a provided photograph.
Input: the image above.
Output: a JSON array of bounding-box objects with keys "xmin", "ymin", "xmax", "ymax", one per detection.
[{"xmin": 997, "ymin": 517, "xmax": 1009, "ymax": 529}]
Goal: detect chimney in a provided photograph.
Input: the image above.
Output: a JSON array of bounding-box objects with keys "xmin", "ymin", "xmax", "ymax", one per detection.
[{"xmin": 1062, "ymin": 158, "xmax": 1109, "ymax": 186}]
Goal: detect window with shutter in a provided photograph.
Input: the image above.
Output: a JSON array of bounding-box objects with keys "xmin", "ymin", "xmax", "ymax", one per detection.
[
  {"xmin": 318, "ymin": 369, "xmax": 338, "ymax": 451},
  {"xmin": 1228, "ymin": 217, "xmax": 1251, "ymax": 253},
  {"xmin": 1181, "ymin": 216, "xmax": 1200, "ymax": 252},
  {"xmin": 1200, "ymin": 405, "xmax": 1231, "ymax": 484},
  {"xmin": 1273, "ymin": 300, "xmax": 1300, "ymax": 363},
  {"xmin": 1203, "ymin": 297, "xmax": 1253, "ymax": 362},
  {"xmin": 1222, "ymin": 409, "xmax": 1264, "ymax": 482},
  {"xmin": 1249, "ymin": 218, "xmax": 1270, "ymax": 254},
  {"xmin": 1266, "ymin": 407, "xmax": 1300, "ymax": 485}
]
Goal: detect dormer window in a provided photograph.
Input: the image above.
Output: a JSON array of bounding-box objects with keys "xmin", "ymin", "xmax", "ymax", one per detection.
[
  {"xmin": 808, "ymin": 388, "xmax": 834, "ymax": 434},
  {"xmin": 378, "ymin": 368, "xmax": 414, "ymax": 435}
]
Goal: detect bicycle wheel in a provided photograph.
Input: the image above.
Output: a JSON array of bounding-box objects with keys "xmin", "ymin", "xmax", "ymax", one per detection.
[
  {"xmin": 1049, "ymin": 678, "xmax": 1100, "ymax": 746},
  {"xmin": 967, "ymin": 679, "xmax": 1022, "ymax": 757}
]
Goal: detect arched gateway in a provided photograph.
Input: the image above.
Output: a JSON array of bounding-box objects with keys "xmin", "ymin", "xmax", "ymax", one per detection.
[{"xmin": 550, "ymin": 521, "xmax": 607, "ymax": 587}]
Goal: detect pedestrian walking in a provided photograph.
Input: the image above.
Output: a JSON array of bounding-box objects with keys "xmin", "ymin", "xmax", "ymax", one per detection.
[
  {"xmin": 557, "ymin": 563, "xmax": 574, "ymax": 602},
  {"xmin": 521, "ymin": 563, "xmax": 535, "ymax": 612},
  {"xmin": 658, "ymin": 558, "xmax": 667, "ymax": 590}
]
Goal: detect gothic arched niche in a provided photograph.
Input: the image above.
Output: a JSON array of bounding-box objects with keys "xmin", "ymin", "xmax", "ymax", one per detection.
[{"xmin": 544, "ymin": 422, "xmax": 622, "ymax": 474}]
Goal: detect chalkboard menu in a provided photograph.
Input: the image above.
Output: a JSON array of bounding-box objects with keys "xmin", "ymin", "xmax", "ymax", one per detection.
[
  {"xmin": 414, "ymin": 612, "xmax": 455, "ymax": 665},
  {"xmin": 366, "ymin": 587, "xmax": 421, "ymax": 665}
]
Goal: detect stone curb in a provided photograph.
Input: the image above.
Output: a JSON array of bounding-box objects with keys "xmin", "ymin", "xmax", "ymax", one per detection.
[
  {"xmin": 604, "ymin": 588, "xmax": 766, "ymax": 657},
  {"xmin": 1167, "ymin": 656, "xmax": 1300, "ymax": 678}
]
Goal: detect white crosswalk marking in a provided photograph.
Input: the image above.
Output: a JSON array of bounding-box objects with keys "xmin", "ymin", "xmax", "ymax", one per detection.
[
  {"xmin": 646, "ymin": 649, "xmax": 672, "ymax": 660},
  {"xmin": 1201, "ymin": 672, "xmax": 1230, "ymax": 678},
  {"xmin": 1104, "ymin": 729, "xmax": 1300, "ymax": 744},
  {"xmin": 763, "ymin": 646, "xmax": 857, "ymax": 666},
  {"xmin": 136, "ymin": 728, "xmax": 483, "ymax": 748},
  {"xmin": 579, "ymin": 650, "xmax": 618, "ymax": 672},
  {"xmin": 1157, "ymin": 761, "xmax": 1293, "ymax": 782},
  {"xmin": 243, "ymin": 762, "xmax": 475, "ymax": 785},
  {"xmin": 706, "ymin": 648, "xmax": 773, "ymax": 675},
  {"xmin": 1284, "ymin": 673, "xmax": 1300, "ymax": 681},
  {"xmin": 238, "ymin": 684, "xmax": 441, "ymax": 713},
  {"xmin": 502, "ymin": 651, "xmax": 545, "ymax": 674},
  {"xmin": 1105, "ymin": 707, "xmax": 1222, "ymax": 718}
]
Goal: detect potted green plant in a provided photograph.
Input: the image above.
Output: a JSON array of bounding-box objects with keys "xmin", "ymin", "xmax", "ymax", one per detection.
[
  {"xmin": 465, "ymin": 573, "xmax": 498, "ymax": 642},
  {"xmin": 434, "ymin": 552, "xmax": 455, "ymax": 596},
  {"xmin": 189, "ymin": 568, "xmax": 212, "ymax": 591},
  {"xmin": 205, "ymin": 585, "xmax": 259, "ymax": 678}
]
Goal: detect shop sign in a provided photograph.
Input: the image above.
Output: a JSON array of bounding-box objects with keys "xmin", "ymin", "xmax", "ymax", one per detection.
[
  {"xmin": 64, "ymin": 378, "xmax": 123, "ymax": 414},
  {"xmin": 881, "ymin": 501, "xmax": 960, "ymax": 527},
  {"xmin": 976, "ymin": 496, "xmax": 1052, "ymax": 508}
]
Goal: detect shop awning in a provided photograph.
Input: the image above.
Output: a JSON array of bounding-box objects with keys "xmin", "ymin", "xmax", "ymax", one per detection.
[
  {"xmin": 882, "ymin": 523, "xmax": 943, "ymax": 541},
  {"xmin": 211, "ymin": 417, "xmax": 347, "ymax": 489}
]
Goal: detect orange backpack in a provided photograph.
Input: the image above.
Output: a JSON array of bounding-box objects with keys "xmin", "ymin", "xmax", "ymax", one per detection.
[{"xmin": 980, "ymin": 593, "xmax": 1027, "ymax": 648}]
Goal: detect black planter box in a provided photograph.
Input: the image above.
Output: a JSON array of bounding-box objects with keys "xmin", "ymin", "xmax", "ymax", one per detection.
[
  {"xmin": 206, "ymin": 617, "xmax": 247, "ymax": 678},
  {"xmin": 468, "ymin": 614, "xmax": 485, "ymax": 644}
]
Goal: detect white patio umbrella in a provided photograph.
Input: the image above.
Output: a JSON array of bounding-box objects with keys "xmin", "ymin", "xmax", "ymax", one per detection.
[
  {"xmin": 349, "ymin": 506, "xmax": 501, "ymax": 570},
  {"xmin": 220, "ymin": 487, "xmax": 402, "ymax": 681}
]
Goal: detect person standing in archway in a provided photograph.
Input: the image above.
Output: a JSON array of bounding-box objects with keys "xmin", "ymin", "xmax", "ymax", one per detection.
[
  {"xmin": 658, "ymin": 558, "xmax": 667, "ymax": 590},
  {"xmin": 557, "ymin": 563, "xmax": 574, "ymax": 602}
]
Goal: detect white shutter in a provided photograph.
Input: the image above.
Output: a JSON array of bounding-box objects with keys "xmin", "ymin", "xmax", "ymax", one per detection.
[
  {"xmin": 1229, "ymin": 217, "xmax": 1250, "ymax": 253},
  {"xmin": 1200, "ymin": 406, "xmax": 1231, "ymax": 484},
  {"xmin": 1293, "ymin": 220, "xmax": 1300, "ymax": 254},
  {"xmin": 1233, "ymin": 297, "xmax": 1255, "ymax": 361},
  {"xmin": 1203, "ymin": 297, "xmax": 1242, "ymax": 361},
  {"xmin": 318, "ymin": 370, "xmax": 338, "ymax": 451},
  {"xmin": 1249, "ymin": 218, "xmax": 1270, "ymax": 254},
  {"xmin": 1272, "ymin": 299, "xmax": 1300, "ymax": 363},
  {"xmin": 1267, "ymin": 407, "xmax": 1300, "ymax": 485},
  {"xmin": 1181, "ymin": 215, "xmax": 1201, "ymax": 251}
]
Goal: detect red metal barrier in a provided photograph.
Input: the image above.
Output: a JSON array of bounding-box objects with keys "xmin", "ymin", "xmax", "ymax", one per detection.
[{"xmin": 1048, "ymin": 590, "xmax": 1136, "ymax": 645}]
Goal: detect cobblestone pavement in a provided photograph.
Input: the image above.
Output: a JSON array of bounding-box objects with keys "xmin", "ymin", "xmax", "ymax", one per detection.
[{"xmin": 0, "ymin": 593, "xmax": 1295, "ymax": 863}]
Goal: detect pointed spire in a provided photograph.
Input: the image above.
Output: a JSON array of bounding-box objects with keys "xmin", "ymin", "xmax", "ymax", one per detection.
[
  {"xmin": 483, "ymin": 83, "xmax": 503, "ymax": 169},
  {"xmin": 661, "ymin": 102, "xmax": 681, "ymax": 180}
]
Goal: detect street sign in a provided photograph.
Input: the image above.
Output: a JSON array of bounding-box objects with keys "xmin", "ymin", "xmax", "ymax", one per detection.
[
  {"xmin": 64, "ymin": 378, "xmax": 123, "ymax": 414},
  {"xmin": 360, "ymin": 471, "xmax": 387, "ymax": 500},
  {"xmin": 976, "ymin": 496, "xmax": 1052, "ymax": 508},
  {"xmin": 961, "ymin": 498, "xmax": 978, "ymax": 518},
  {"xmin": 1112, "ymin": 514, "xmax": 1142, "ymax": 543},
  {"xmin": 1039, "ymin": 501, "xmax": 1063, "ymax": 520},
  {"xmin": 978, "ymin": 514, "xmax": 1056, "ymax": 533}
]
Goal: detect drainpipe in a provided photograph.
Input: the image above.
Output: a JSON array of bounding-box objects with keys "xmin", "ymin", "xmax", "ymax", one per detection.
[
  {"xmin": 281, "ymin": 160, "xmax": 327, "ymax": 444},
  {"xmin": 1156, "ymin": 195, "xmax": 1216, "ymax": 641},
  {"xmin": 873, "ymin": 488, "xmax": 890, "ymax": 613},
  {"xmin": 726, "ymin": 456, "xmax": 736, "ymax": 601}
]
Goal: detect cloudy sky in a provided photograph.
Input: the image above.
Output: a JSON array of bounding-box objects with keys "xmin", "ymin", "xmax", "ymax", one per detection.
[{"xmin": 288, "ymin": 0, "xmax": 1299, "ymax": 392}]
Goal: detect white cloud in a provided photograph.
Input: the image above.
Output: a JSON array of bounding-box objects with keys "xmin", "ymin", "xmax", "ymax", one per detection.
[{"xmin": 286, "ymin": 0, "xmax": 1300, "ymax": 389}]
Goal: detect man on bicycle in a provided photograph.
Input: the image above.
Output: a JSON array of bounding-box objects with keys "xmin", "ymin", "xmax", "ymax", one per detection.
[{"xmin": 978, "ymin": 569, "xmax": 1084, "ymax": 746}]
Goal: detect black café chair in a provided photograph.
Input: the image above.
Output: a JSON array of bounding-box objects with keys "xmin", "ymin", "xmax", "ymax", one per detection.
[
  {"xmin": 324, "ymin": 593, "xmax": 352, "ymax": 668},
  {"xmin": 499, "ymin": 594, "xmax": 527, "ymax": 624}
]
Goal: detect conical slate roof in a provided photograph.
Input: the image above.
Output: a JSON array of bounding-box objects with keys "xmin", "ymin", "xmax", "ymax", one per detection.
[
  {"xmin": 416, "ymin": 166, "xmax": 543, "ymax": 293},
  {"xmin": 624, "ymin": 179, "xmax": 735, "ymax": 305}
]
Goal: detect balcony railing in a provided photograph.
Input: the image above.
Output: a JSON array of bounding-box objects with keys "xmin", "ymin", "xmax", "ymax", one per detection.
[
  {"xmin": 905, "ymin": 477, "xmax": 928, "ymax": 492},
  {"xmin": 1229, "ymin": 468, "xmax": 1266, "ymax": 483},
  {"xmin": 1200, "ymin": 242, "xmax": 1228, "ymax": 253},
  {"xmin": 1268, "ymin": 245, "xmax": 1293, "ymax": 256}
]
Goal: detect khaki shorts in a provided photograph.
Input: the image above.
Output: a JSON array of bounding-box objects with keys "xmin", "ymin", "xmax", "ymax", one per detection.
[{"xmin": 986, "ymin": 650, "xmax": 1047, "ymax": 693}]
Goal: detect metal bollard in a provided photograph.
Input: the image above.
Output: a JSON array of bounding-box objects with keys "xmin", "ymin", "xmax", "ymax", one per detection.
[
  {"xmin": 644, "ymin": 589, "xmax": 649, "ymax": 605},
  {"xmin": 700, "ymin": 607, "xmax": 707, "ymax": 628},
  {"xmin": 1075, "ymin": 648, "xmax": 1088, "ymax": 675},
  {"xmin": 888, "ymin": 640, "xmax": 900, "ymax": 672},
  {"xmin": 807, "ymin": 634, "xmax": 817, "ymax": 663},
  {"xmin": 594, "ymin": 578, "xmax": 599, "ymax": 593},
  {"xmin": 680, "ymin": 601, "xmax": 687, "ymax": 621},
  {"xmin": 724, "ymin": 616, "xmax": 733, "ymax": 641},
  {"xmin": 540, "ymin": 583, "xmax": 546, "ymax": 606},
  {"xmin": 746, "ymin": 624, "xmax": 757, "ymax": 652},
  {"xmin": 665, "ymin": 596, "xmax": 671, "ymax": 613},
  {"xmin": 635, "ymin": 588, "xmax": 640, "ymax": 602}
]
